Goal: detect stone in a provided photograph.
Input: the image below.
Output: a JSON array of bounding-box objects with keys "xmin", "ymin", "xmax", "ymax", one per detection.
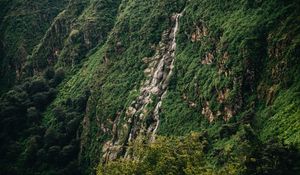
[{"xmin": 126, "ymin": 107, "xmax": 136, "ymax": 116}]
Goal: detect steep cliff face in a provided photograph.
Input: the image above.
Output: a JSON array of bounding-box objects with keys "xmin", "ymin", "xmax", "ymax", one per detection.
[{"xmin": 0, "ymin": 0, "xmax": 300, "ymax": 175}]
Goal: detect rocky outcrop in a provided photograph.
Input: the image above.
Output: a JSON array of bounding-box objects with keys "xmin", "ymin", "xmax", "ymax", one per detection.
[
  {"xmin": 201, "ymin": 52, "xmax": 214, "ymax": 65},
  {"xmin": 191, "ymin": 22, "xmax": 208, "ymax": 42},
  {"xmin": 202, "ymin": 101, "xmax": 215, "ymax": 122}
]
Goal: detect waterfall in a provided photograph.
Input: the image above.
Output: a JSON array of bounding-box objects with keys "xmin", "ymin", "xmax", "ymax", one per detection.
[
  {"xmin": 103, "ymin": 12, "xmax": 183, "ymax": 161},
  {"xmin": 150, "ymin": 13, "xmax": 182, "ymax": 142}
]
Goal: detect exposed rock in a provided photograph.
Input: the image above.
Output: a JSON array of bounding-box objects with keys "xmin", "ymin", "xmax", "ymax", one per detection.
[
  {"xmin": 126, "ymin": 107, "xmax": 137, "ymax": 116},
  {"xmin": 218, "ymin": 51, "xmax": 230, "ymax": 76},
  {"xmin": 217, "ymin": 111, "xmax": 222, "ymax": 117},
  {"xmin": 189, "ymin": 102, "xmax": 197, "ymax": 108},
  {"xmin": 182, "ymin": 94, "xmax": 197, "ymax": 108},
  {"xmin": 201, "ymin": 52, "xmax": 214, "ymax": 65},
  {"xmin": 100, "ymin": 123, "xmax": 108, "ymax": 133},
  {"xmin": 142, "ymin": 57, "xmax": 153, "ymax": 64},
  {"xmin": 191, "ymin": 22, "xmax": 208, "ymax": 42},
  {"xmin": 102, "ymin": 142, "xmax": 123, "ymax": 162},
  {"xmin": 202, "ymin": 101, "xmax": 214, "ymax": 123},
  {"xmin": 224, "ymin": 106, "xmax": 233, "ymax": 121},
  {"xmin": 217, "ymin": 88, "xmax": 230, "ymax": 103}
]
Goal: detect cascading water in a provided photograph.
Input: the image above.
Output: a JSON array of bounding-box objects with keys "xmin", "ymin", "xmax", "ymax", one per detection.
[
  {"xmin": 103, "ymin": 12, "xmax": 183, "ymax": 161},
  {"xmin": 148, "ymin": 12, "xmax": 182, "ymax": 142}
]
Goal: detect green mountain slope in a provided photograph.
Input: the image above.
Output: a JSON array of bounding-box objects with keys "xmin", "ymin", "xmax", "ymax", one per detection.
[
  {"xmin": 0, "ymin": 0, "xmax": 69, "ymax": 93},
  {"xmin": 0, "ymin": 0, "xmax": 299, "ymax": 175}
]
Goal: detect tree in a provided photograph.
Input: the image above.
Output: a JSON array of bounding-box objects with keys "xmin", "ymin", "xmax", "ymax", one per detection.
[
  {"xmin": 44, "ymin": 67, "xmax": 55, "ymax": 80},
  {"xmin": 27, "ymin": 107, "xmax": 40, "ymax": 123},
  {"xmin": 52, "ymin": 107, "xmax": 66, "ymax": 122},
  {"xmin": 44, "ymin": 128, "xmax": 59, "ymax": 146},
  {"xmin": 60, "ymin": 144, "xmax": 76, "ymax": 162},
  {"xmin": 31, "ymin": 92, "xmax": 49, "ymax": 110},
  {"xmin": 52, "ymin": 68, "xmax": 65, "ymax": 86},
  {"xmin": 47, "ymin": 145, "xmax": 61, "ymax": 163},
  {"xmin": 29, "ymin": 79, "xmax": 49, "ymax": 94}
]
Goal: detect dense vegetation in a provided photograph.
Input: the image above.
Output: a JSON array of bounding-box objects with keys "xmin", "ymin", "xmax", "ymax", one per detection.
[
  {"xmin": 0, "ymin": 0, "xmax": 68, "ymax": 93},
  {"xmin": 0, "ymin": 0, "xmax": 299, "ymax": 174},
  {"xmin": 0, "ymin": 68, "xmax": 90, "ymax": 174},
  {"xmin": 98, "ymin": 132, "xmax": 299, "ymax": 175}
]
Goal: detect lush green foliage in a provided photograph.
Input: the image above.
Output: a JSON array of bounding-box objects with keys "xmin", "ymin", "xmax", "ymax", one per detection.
[
  {"xmin": 97, "ymin": 131, "xmax": 300, "ymax": 175},
  {"xmin": 0, "ymin": 67, "xmax": 90, "ymax": 174},
  {"xmin": 0, "ymin": 0, "xmax": 68, "ymax": 93},
  {"xmin": 0, "ymin": 0, "xmax": 299, "ymax": 174},
  {"xmin": 159, "ymin": 0, "xmax": 300, "ymax": 139}
]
